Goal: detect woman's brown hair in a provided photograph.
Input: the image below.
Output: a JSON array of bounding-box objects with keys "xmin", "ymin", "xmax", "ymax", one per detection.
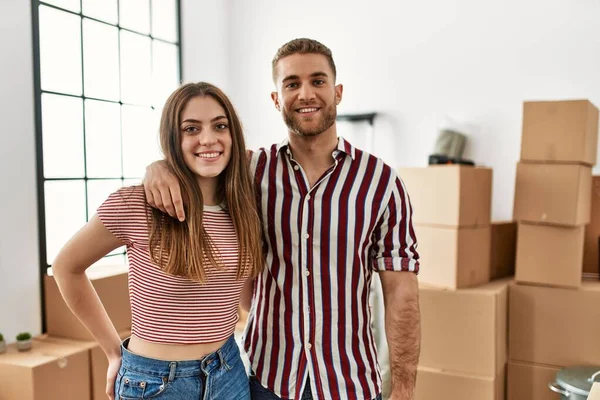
[{"xmin": 148, "ymin": 82, "xmax": 263, "ymax": 283}]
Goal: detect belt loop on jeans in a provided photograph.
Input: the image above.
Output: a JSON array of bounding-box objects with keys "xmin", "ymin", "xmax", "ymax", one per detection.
[
  {"xmin": 217, "ymin": 349, "xmax": 231, "ymax": 371},
  {"xmin": 168, "ymin": 362, "xmax": 176, "ymax": 382}
]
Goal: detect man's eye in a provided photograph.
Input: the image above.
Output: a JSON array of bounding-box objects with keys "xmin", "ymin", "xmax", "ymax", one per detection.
[
  {"xmin": 314, "ymin": 80, "xmax": 325, "ymax": 85},
  {"xmin": 286, "ymin": 82, "xmax": 298, "ymax": 89}
]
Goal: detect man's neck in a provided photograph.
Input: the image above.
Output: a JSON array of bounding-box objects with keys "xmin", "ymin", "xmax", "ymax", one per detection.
[
  {"xmin": 287, "ymin": 127, "xmax": 338, "ymax": 168},
  {"xmin": 287, "ymin": 127, "xmax": 339, "ymax": 188}
]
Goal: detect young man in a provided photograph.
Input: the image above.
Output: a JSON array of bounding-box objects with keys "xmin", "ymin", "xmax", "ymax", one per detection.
[{"xmin": 144, "ymin": 38, "xmax": 420, "ymax": 400}]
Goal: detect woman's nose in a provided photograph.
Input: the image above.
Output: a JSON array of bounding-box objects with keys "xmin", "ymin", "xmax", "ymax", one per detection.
[{"xmin": 199, "ymin": 131, "xmax": 218, "ymax": 146}]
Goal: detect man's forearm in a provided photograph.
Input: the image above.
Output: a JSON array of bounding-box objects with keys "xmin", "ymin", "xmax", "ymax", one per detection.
[{"xmin": 386, "ymin": 286, "xmax": 420, "ymax": 399}]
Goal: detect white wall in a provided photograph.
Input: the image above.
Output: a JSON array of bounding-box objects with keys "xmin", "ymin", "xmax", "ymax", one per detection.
[
  {"xmin": 0, "ymin": 1, "xmax": 41, "ymax": 340},
  {"xmin": 217, "ymin": 0, "xmax": 600, "ymax": 220},
  {"xmin": 180, "ymin": 0, "xmax": 231, "ymax": 91}
]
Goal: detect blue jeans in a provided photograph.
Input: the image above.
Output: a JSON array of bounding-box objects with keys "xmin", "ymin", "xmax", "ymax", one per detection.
[
  {"xmin": 249, "ymin": 374, "xmax": 382, "ymax": 400},
  {"xmin": 115, "ymin": 335, "xmax": 250, "ymax": 399}
]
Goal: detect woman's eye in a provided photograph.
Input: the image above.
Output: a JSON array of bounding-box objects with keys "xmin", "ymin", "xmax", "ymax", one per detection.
[
  {"xmin": 184, "ymin": 126, "xmax": 198, "ymax": 133},
  {"xmin": 216, "ymin": 123, "xmax": 228, "ymax": 130}
]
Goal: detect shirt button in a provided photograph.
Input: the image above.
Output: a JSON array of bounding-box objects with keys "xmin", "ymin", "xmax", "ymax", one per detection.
[
  {"xmin": 307, "ymin": 343, "xmax": 312, "ymax": 350},
  {"xmin": 304, "ymin": 233, "xmax": 310, "ymax": 239},
  {"xmin": 305, "ymin": 270, "xmax": 310, "ymax": 276}
]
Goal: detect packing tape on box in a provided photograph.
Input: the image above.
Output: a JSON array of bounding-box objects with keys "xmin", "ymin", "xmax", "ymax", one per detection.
[{"xmin": 37, "ymin": 352, "xmax": 69, "ymax": 368}]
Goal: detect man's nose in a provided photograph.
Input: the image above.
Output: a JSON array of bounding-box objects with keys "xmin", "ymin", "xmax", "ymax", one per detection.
[{"xmin": 298, "ymin": 84, "xmax": 315, "ymax": 101}]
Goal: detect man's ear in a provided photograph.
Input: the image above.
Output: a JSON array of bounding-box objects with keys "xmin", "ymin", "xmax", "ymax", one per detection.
[
  {"xmin": 271, "ymin": 91, "xmax": 281, "ymax": 111},
  {"xmin": 334, "ymin": 83, "xmax": 343, "ymax": 105}
]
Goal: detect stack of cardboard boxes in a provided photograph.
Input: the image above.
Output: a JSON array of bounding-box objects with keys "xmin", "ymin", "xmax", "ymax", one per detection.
[
  {"xmin": 416, "ymin": 279, "xmax": 509, "ymax": 400},
  {"xmin": 513, "ymin": 100, "xmax": 597, "ymax": 288},
  {"xmin": 508, "ymin": 282, "xmax": 600, "ymax": 399},
  {"xmin": 508, "ymin": 99, "xmax": 600, "ymax": 399},
  {"xmin": 400, "ymin": 165, "xmax": 512, "ymax": 400},
  {"xmin": 0, "ymin": 265, "xmax": 130, "ymax": 400},
  {"xmin": 400, "ymin": 165, "xmax": 493, "ymax": 289}
]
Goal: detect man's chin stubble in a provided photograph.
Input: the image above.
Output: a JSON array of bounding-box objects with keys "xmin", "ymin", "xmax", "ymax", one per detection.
[{"xmin": 285, "ymin": 114, "xmax": 336, "ymax": 138}]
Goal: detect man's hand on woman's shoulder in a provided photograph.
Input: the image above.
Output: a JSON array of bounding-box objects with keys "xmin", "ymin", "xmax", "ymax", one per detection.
[{"xmin": 143, "ymin": 161, "xmax": 185, "ymax": 221}]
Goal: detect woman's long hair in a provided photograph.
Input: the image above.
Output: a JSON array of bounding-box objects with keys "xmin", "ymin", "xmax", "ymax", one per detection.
[{"xmin": 147, "ymin": 82, "xmax": 263, "ymax": 283}]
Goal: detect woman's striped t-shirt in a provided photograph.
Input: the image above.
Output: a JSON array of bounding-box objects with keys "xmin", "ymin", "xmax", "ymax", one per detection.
[{"xmin": 97, "ymin": 185, "xmax": 245, "ymax": 344}]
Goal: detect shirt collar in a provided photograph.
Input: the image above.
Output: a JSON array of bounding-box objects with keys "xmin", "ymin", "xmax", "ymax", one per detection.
[{"xmin": 276, "ymin": 136, "xmax": 356, "ymax": 160}]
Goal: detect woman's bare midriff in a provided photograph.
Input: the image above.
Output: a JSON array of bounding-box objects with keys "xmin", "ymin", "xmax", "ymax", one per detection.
[{"xmin": 127, "ymin": 333, "xmax": 229, "ymax": 361}]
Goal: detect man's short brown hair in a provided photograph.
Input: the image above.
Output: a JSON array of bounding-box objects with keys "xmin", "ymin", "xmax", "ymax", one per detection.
[{"xmin": 271, "ymin": 38, "xmax": 337, "ymax": 83}]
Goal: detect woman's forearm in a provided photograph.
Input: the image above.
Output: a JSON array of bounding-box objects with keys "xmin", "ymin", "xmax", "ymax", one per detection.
[
  {"xmin": 53, "ymin": 269, "xmax": 122, "ymax": 359},
  {"xmin": 51, "ymin": 215, "xmax": 127, "ymax": 360}
]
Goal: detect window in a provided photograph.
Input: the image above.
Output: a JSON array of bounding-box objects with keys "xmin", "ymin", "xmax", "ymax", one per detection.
[{"xmin": 32, "ymin": 0, "xmax": 181, "ymax": 274}]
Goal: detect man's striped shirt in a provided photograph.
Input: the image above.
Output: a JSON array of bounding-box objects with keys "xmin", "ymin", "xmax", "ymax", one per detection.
[{"xmin": 243, "ymin": 137, "xmax": 420, "ymax": 400}]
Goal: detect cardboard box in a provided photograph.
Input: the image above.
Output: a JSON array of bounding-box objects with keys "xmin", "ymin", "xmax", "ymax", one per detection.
[
  {"xmin": 415, "ymin": 366, "xmax": 505, "ymax": 400},
  {"xmin": 91, "ymin": 329, "xmax": 130, "ymax": 400},
  {"xmin": 507, "ymin": 361, "xmax": 561, "ymax": 400},
  {"xmin": 513, "ymin": 162, "xmax": 592, "ymax": 226},
  {"xmin": 521, "ymin": 99, "xmax": 599, "ymax": 166},
  {"xmin": 515, "ymin": 223, "xmax": 584, "ymax": 288},
  {"xmin": 398, "ymin": 166, "xmax": 492, "ymax": 227},
  {"xmin": 415, "ymin": 225, "xmax": 490, "ymax": 289},
  {"xmin": 34, "ymin": 332, "xmax": 131, "ymax": 400},
  {"xmin": 583, "ymin": 176, "xmax": 600, "ymax": 276},
  {"xmin": 0, "ymin": 338, "xmax": 92, "ymax": 400},
  {"xmin": 509, "ymin": 281, "xmax": 600, "ymax": 366},
  {"xmin": 419, "ymin": 278, "xmax": 509, "ymax": 376},
  {"xmin": 490, "ymin": 221, "xmax": 517, "ymax": 280},
  {"xmin": 45, "ymin": 265, "xmax": 131, "ymax": 341}
]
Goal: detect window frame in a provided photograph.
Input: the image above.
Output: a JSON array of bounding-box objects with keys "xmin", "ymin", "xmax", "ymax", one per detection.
[{"xmin": 31, "ymin": 0, "xmax": 183, "ymax": 331}]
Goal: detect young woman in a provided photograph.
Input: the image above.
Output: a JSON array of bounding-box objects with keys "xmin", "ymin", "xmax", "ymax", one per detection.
[{"xmin": 52, "ymin": 82, "xmax": 263, "ymax": 400}]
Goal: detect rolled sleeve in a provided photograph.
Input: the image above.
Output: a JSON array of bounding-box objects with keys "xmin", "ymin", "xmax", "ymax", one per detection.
[{"xmin": 372, "ymin": 176, "xmax": 420, "ymax": 273}]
